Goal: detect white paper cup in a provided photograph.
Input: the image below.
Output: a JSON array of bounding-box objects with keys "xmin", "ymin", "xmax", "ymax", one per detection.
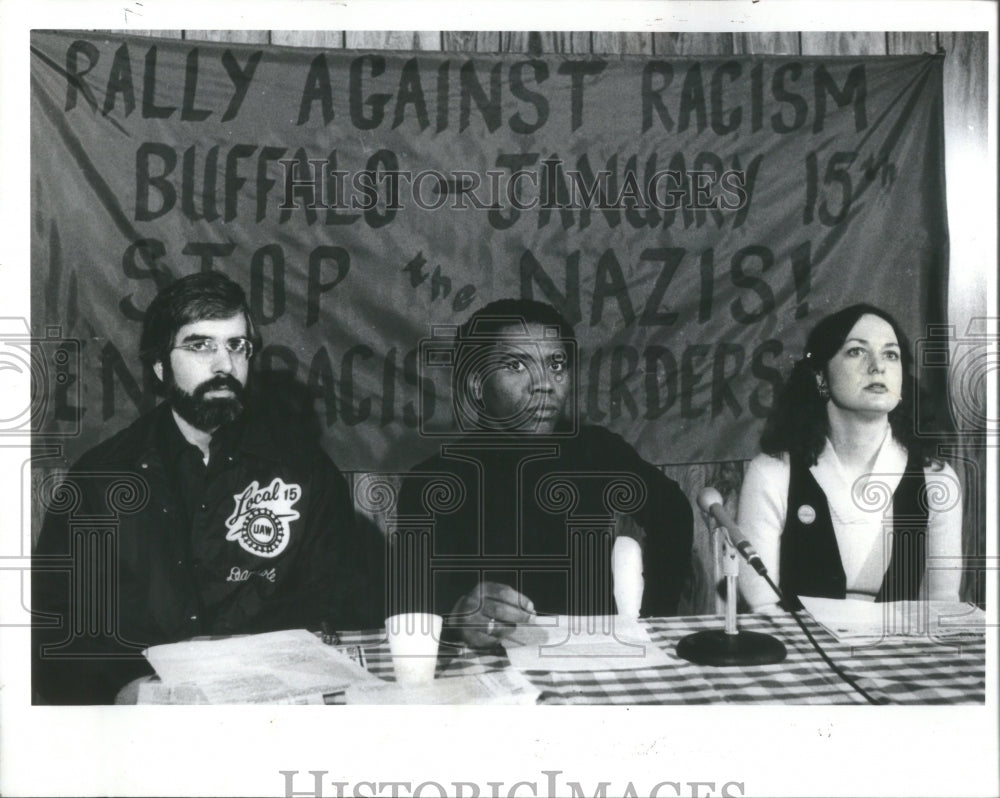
[
  {"xmin": 385, "ymin": 613, "xmax": 443, "ymax": 685},
  {"xmin": 612, "ymin": 535, "xmax": 644, "ymax": 619}
]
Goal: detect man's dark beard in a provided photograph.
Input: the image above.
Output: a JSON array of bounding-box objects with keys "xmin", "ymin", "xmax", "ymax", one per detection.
[{"xmin": 168, "ymin": 374, "xmax": 245, "ymax": 431}]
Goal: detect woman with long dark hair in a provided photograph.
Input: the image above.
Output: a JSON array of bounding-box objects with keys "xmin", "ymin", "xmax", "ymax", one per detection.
[{"xmin": 737, "ymin": 304, "xmax": 962, "ymax": 610}]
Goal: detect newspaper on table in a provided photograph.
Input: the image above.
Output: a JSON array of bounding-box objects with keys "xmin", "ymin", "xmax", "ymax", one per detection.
[
  {"xmin": 345, "ymin": 668, "xmax": 539, "ymax": 705},
  {"xmin": 502, "ymin": 614, "xmax": 674, "ymax": 672},
  {"xmin": 141, "ymin": 629, "xmax": 380, "ymax": 704},
  {"xmin": 136, "ymin": 681, "xmax": 330, "ymax": 704},
  {"xmin": 799, "ymin": 597, "xmax": 987, "ymax": 644}
]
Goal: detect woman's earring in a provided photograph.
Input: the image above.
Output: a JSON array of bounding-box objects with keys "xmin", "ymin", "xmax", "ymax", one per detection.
[{"xmin": 817, "ymin": 380, "xmax": 830, "ymax": 400}]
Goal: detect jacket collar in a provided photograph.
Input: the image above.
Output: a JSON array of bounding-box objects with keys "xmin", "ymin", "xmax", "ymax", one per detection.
[{"xmin": 133, "ymin": 401, "xmax": 288, "ymax": 467}]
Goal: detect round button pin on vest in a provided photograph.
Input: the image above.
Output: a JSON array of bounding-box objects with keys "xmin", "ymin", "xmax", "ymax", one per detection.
[{"xmin": 797, "ymin": 504, "xmax": 816, "ymax": 524}]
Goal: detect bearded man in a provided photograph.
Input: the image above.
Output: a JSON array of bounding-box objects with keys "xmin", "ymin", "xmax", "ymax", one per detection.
[{"xmin": 32, "ymin": 272, "xmax": 367, "ymax": 703}]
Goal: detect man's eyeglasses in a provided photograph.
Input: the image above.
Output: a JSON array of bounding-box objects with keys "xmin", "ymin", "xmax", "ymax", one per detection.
[{"xmin": 172, "ymin": 337, "xmax": 254, "ymax": 359}]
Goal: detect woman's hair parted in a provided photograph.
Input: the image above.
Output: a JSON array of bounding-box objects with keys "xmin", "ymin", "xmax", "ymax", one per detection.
[{"xmin": 759, "ymin": 303, "xmax": 940, "ymax": 466}]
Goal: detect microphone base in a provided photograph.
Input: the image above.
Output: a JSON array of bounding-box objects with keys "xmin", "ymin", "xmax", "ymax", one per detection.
[{"xmin": 675, "ymin": 629, "xmax": 787, "ymax": 667}]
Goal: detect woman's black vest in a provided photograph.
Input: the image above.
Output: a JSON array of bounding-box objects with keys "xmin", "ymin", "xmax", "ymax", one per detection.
[{"xmin": 778, "ymin": 449, "xmax": 928, "ymax": 609}]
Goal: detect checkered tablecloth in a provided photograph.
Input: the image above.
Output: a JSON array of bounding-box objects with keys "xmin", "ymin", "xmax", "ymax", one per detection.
[{"xmin": 335, "ymin": 613, "xmax": 986, "ymax": 705}]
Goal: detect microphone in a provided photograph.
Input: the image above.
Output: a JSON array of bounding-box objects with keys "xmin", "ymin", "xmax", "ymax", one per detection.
[
  {"xmin": 674, "ymin": 486, "xmax": 787, "ymax": 667},
  {"xmin": 696, "ymin": 488, "xmax": 767, "ymax": 576},
  {"xmin": 680, "ymin": 488, "xmax": 887, "ymax": 702}
]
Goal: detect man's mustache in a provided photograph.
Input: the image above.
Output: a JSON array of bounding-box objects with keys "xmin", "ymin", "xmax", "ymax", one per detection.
[{"xmin": 194, "ymin": 375, "xmax": 245, "ymax": 399}]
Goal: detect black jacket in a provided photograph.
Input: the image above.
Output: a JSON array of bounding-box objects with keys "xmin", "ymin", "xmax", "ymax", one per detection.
[
  {"xmin": 32, "ymin": 402, "xmax": 368, "ymax": 704},
  {"xmin": 394, "ymin": 425, "xmax": 694, "ymax": 619}
]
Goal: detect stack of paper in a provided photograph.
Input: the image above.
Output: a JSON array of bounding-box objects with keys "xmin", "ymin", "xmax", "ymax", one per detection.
[
  {"xmin": 503, "ymin": 614, "xmax": 674, "ymax": 671},
  {"xmin": 799, "ymin": 597, "xmax": 987, "ymax": 643},
  {"xmin": 142, "ymin": 629, "xmax": 380, "ymax": 704},
  {"xmin": 345, "ymin": 668, "xmax": 539, "ymax": 705}
]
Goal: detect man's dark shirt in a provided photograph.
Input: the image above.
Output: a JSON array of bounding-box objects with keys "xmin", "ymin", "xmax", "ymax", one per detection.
[
  {"xmin": 32, "ymin": 402, "xmax": 369, "ymax": 704},
  {"xmin": 159, "ymin": 409, "xmax": 214, "ymax": 541},
  {"xmin": 395, "ymin": 425, "xmax": 694, "ymax": 619}
]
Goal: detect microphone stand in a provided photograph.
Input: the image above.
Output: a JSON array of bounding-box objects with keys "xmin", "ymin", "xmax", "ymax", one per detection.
[{"xmin": 676, "ymin": 528, "xmax": 787, "ymax": 666}]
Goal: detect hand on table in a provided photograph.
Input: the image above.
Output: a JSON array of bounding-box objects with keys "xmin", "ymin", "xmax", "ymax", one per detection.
[{"xmin": 450, "ymin": 581, "xmax": 535, "ymax": 649}]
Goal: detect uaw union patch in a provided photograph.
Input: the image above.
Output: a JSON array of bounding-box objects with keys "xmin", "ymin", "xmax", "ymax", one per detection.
[{"xmin": 225, "ymin": 477, "xmax": 302, "ymax": 558}]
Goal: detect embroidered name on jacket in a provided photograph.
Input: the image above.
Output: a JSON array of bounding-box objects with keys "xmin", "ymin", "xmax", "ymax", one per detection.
[{"xmin": 225, "ymin": 477, "xmax": 302, "ymax": 558}]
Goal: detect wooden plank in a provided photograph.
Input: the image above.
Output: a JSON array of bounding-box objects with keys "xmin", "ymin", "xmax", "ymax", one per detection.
[
  {"xmin": 442, "ymin": 31, "xmax": 502, "ymax": 52},
  {"xmin": 653, "ymin": 32, "xmax": 734, "ymax": 56},
  {"xmin": 887, "ymin": 32, "xmax": 938, "ymax": 55},
  {"xmin": 500, "ymin": 31, "xmax": 578, "ymax": 54},
  {"xmin": 567, "ymin": 32, "xmax": 593, "ymax": 54},
  {"xmin": 184, "ymin": 30, "xmax": 270, "ymax": 44},
  {"xmin": 104, "ymin": 30, "xmax": 184, "ymax": 39},
  {"xmin": 344, "ymin": 31, "xmax": 441, "ymax": 50},
  {"xmin": 941, "ymin": 31, "xmax": 988, "ymax": 141},
  {"xmin": 591, "ymin": 32, "xmax": 653, "ymax": 55},
  {"xmin": 271, "ymin": 31, "xmax": 345, "ymax": 49},
  {"xmin": 800, "ymin": 31, "xmax": 886, "ymax": 55},
  {"xmin": 733, "ymin": 32, "xmax": 799, "ymax": 55},
  {"xmin": 942, "ymin": 30, "xmax": 989, "ymax": 322},
  {"xmin": 940, "ymin": 31, "xmax": 989, "ymax": 604}
]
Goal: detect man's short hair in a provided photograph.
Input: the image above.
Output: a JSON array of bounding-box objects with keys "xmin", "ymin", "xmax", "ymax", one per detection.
[
  {"xmin": 457, "ymin": 298, "xmax": 576, "ymax": 345},
  {"xmin": 139, "ymin": 271, "xmax": 260, "ymax": 375},
  {"xmin": 451, "ymin": 298, "xmax": 577, "ymax": 420}
]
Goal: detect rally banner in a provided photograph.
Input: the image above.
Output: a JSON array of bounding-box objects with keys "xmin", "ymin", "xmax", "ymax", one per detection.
[{"xmin": 30, "ymin": 31, "xmax": 949, "ymax": 470}]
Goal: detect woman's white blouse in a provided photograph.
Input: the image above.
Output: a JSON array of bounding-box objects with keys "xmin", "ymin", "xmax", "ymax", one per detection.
[{"xmin": 736, "ymin": 432, "xmax": 963, "ymax": 610}]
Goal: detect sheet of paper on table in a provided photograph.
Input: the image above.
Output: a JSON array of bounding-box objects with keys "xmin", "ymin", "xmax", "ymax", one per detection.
[
  {"xmin": 799, "ymin": 597, "xmax": 987, "ymax": 643},
  {"xmin": 136, "ymin": 680, "xmax": 329, "ymax": 704},
  {"xmin": 345, "ymin": 668, "xmax": 540, "ymax": 705},
  {"xmin": 503, "ymin": 614, "xmax": 674, "ymax": 672},
  {"xmin": 142, "ymin": 629, "xmax": 380, "ymax": 704}
]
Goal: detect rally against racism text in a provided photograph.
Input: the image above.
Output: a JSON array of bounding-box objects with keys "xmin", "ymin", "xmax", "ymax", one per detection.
[{"xmin": 63, "ymin": 43, "xmax": 868, "ymax": 137}]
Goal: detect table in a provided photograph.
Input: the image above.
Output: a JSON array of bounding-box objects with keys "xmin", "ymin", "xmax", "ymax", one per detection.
[{"xmin": 334, "ymin": 613, "xmax": 986, "ymax": 705}]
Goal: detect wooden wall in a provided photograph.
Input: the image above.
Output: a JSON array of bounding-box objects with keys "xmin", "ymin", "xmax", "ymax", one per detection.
[
  {"xmin": 95, "ymin": 29, "xmax": 990, "ymax": 612},
  {"xmin": 115, "ymin": 29, "xmax": 947, "ymax": 55}
]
